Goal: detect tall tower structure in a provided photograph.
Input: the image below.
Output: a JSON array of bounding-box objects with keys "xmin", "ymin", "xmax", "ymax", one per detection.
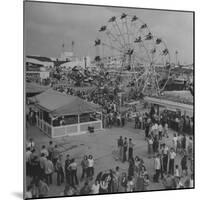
[
  {"xmin": 71, "ymin": 41, "xmax": 75, "ymax": 61},
  {"xmin": 62, "ymin": 42, "xmax": 65, "ymax": 54},
  {"xmin": 175, "ymin": 50, "xmax": 179, "ymax": 66}
]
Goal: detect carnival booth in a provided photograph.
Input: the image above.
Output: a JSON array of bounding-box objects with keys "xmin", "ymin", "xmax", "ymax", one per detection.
[
  {"xmin": 144, "ymin": 91, "xmax": 193, "ymax": 117},
  {"xmin": 144, "ymin": 91, "xmax": 193, "ymax": 133},
  {"xmin": 29, "ymin": 89, "xmax": 102, "ymax": 138}
]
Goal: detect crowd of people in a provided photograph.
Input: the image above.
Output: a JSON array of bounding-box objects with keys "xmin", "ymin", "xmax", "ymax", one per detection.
[
  {"xmin": 115, "ymin": 131, "xmax": 193, "ymax": 191},
  {"xmin": 26, "ymin": 67, "xmax": 194, "ymax": 198},
  {"xmin": 26, "ymin": 116, "xmax": 194, "ymax": 199},
  {"xmin": 26, "ymin": 138, "xmax": 96, "ymax": 198},
  {"xmin": 134, "ymin": 109, "xmax": 193, "ymax": 136},
  {"xmin": 25, "ymin": 137, "xmax": 151, "ymax": 198},
  {"xmin": 141, "ymin": 110, "xmax": 194, "ymax": 189}
]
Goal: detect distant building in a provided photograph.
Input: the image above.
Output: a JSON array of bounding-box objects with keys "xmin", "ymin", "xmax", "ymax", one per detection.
[
  {"xmin": 181, "ymin": 64, "xmax": 193, "ymax": 70},
  {"xmin": 59, "ymin": 51, "xmax": 74, "ymax": 61},
  {"xmin": 26, "ymin": 56, "xmax": 53, "ymax": 83},
  {"xmin": 60, "ymin": 56, "xmax": 91, "ymax": 70},
  {"xmin": 26, "ymin": 56, "xmax": 54, "ymax": 68}
]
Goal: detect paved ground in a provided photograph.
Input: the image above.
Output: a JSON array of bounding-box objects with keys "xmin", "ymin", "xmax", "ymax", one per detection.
[{"xmin": 26, "ymin": 121, "xmax": 191, "ymax": 197}]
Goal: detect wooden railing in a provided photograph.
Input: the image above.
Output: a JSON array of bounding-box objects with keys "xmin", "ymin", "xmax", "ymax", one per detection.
[
  {"xmin": 36, "ymin": 117, "xmax": 51, "ymax": 137},
  {"xmin": 53, "ymin": 124, "xmax": 78, "ymax": 138},
  {"xmin": 36, "ymin": 116, "xmax": 102, "ymax": 138}
]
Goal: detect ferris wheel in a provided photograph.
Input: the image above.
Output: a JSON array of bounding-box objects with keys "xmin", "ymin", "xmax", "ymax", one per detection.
[{"xmin": 94, "ymin": 13, "xmax": 171, "ymax": 96}]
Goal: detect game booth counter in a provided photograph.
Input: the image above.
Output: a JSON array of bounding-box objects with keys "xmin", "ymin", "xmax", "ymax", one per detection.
[{"xmin": 28, "ymin": 89, "xmax": 103, "ymax": 138}]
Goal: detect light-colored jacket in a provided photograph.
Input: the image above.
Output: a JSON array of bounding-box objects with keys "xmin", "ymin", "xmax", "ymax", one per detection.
[
  {"xmin": 44, "ymin": 160, "xmax": 54, "ymax": 174},
  {"xmin": 154, "ymin": 157, "xmax": 161, "ymax": 170}
]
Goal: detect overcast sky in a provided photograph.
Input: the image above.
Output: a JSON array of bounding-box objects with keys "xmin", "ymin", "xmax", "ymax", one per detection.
[{"xmin": 24, "ymin": 1, "xmax": 193, "ymax": 64}]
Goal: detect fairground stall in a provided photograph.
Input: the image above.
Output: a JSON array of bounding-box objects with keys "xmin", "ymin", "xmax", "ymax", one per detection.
[
  {"xmin": 29, "ymin": 89, "xmax": 102, "ymax": 138},
  {"xmin": 144, "ymin": 90, "xmax": 193, "ymax": 133},
  {"xmin": 144, "ymin": 91, "xmax": 193, "ymax": 116}
]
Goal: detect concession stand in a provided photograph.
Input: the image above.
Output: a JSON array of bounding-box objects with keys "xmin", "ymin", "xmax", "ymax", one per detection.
[{"xmin": 29, "ymin": 89, "xmax": 102, "ymax": 138}]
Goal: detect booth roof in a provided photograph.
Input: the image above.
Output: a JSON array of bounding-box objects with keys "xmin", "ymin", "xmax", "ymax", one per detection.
[
  {"xmin": 163, "ymin": 90, "xmax": 193, "ymax": 104},
  {"xmin": 30, "ymin": 89, "xmax": 101, "ymax": 116},
  {"xmin": 27, "ymin": 55, "xmax": 52, "ymax": 62},
  {"xmin": 150, "ymin": 90, "xmax": 193, "ymax": 105},
  {"xmin": 26, "ymin": 82, "xmax": 50, "ymax": 94}
]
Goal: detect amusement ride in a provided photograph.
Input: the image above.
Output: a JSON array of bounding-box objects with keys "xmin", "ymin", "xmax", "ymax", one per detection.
[{"xmin": 94, "ymin": 13, "xmax": 171, "ymax": 96}]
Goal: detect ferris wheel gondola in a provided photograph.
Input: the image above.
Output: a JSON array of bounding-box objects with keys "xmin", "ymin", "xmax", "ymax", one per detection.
[{"xmin": 94, "ymin": 13, "xmax": 171, "ymax": 96}]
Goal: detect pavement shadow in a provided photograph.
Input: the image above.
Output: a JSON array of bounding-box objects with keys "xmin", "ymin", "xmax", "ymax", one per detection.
[{"xmin": 11, "ymin": 192, "xmax": 23, "ymax": 199}]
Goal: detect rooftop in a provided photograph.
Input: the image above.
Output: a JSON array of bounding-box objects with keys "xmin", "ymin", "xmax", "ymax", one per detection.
[{"xmin": 29, "ymin": 89, "xmax": 101, "ymax": 116}]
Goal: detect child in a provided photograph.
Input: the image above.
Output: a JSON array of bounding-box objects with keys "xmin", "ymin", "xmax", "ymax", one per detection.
[
  {"xmin": 144, "ymin": 174, "xmax": 150, "ymax": 190},
  {"xmin": 175, "ymin": 165, "xmax": 180, "ymax": 178},
  {"xmin": 121, "ymin": 172, "xmax": 127, "ymax": 192},
  {"xmin": 114, "ymin": 166, "xmax": 120, "ymax": 192},
  {"xmin": 25, "ymin": 185, "xmax": 33, "ymax": 199},
  {"xmin": 127, "ymin": 176, "xmax": 134, "ymax": 192}
]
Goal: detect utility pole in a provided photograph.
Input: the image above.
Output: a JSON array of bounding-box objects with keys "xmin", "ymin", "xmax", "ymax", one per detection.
[{"xmin": 62, "ymin": 42, "xmax": 65, "ymax": 54}]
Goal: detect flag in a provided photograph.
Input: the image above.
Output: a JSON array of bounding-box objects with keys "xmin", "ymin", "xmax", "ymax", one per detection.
[
  {"xmin": 162, "ymin": 48, "xmax": 169, "ymax": 55},
  {"xmin": 99, "ymin": 26, "xmax": 107, "ymax": 32},
  {"xmin": 131, "ymin": 15, "xmax": 138, "ymax": 21},
  {"xmin": 145, "ymin": 32, "xmax": 153, "ymax": 40},
  {"xmin": 121, "ymin": 13, "xmax": 127, "ymax": 19},
  {"xmin": 94, "ymin": 39, "xmax": 101, "ymax": 46},
  {"xmin": 156, "ymin": 38, "xmax": 162, "ymax": 44},
  {"xmin": 140, "ymin": 24, "xmax": 147, "ymax": 29},
  {"xmin": 134, "ymin": 36, "xmax": 142, "ymax": 43},
  {"xmin": 108, "ymin": 16, "xmax": 116, "ymax": 22}
]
